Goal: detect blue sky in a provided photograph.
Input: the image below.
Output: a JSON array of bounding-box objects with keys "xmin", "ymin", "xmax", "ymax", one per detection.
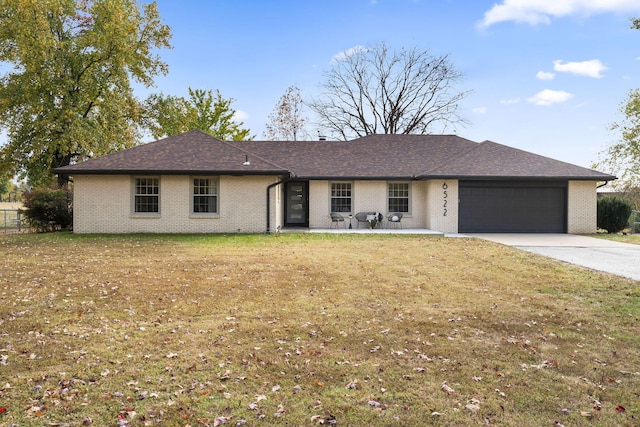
[{"xmin": 144, "ymin": 0, "xmax": 640, "ymax": 169}]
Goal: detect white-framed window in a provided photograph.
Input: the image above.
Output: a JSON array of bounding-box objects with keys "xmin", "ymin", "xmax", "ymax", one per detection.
[
  {"xmin": 133, "ymin": 177, "xmax": 160, "ymax": 214},
  {"xmin": 330, "ymin": 182, "xmax": 352, "ymax": 213},
  {"xmin": 388, "ymin": 182, "xmax": 410, "ymax": 213},
  {"xmin": 191, "ymin": 177, "xmax": 218, "ymax": 214}
]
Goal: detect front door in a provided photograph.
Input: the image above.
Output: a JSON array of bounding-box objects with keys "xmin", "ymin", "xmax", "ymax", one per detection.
[{"xmin": 285, "ymin": 181, "xmax": 309, "ymax": 227}]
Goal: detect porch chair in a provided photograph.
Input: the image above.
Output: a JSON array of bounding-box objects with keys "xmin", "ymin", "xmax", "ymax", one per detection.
[
  {"xmin": 330, "ymin": 213, "xmax": 346, "ymax": 229},
  {"xmin": 387, "ymin": 212, "xmax": 403, "ymax": 229},
  {"xmin": 355, "ymin": 211, "xmax": 383, "ymax": 229}
]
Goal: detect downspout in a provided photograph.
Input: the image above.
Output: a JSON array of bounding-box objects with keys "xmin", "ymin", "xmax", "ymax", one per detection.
[{"xmin": 266, "ymin": 174, "xmax": 295, "ymax": 234}]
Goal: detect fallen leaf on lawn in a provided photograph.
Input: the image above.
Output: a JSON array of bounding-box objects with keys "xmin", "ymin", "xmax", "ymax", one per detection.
[
  {"xmin": 274, "ymin": 403, "xmax": 288, "ymax": 417},
  {"xmin": 213, "ymin": 416, "xmax": 229, "ymax": 426},
  {"xmin": 345, "ymin": 379, "xmax": 359, "ymax": 389},
  {"xmin": 368, "ymin": 400, "xmax": 381, "ymax": 407},
  {"xmin": 615, "ymin": 405, "xmax": 626, "ymax": 413},
  {"xmin": 441, "ymin": 382, "xmax": 456, "ymax": 395},
  {"xmin": 271, "ymin": 385, "xmax": 280, "ymax": 392},
  {"xmin": 431, "ymin": 411, "xmax": 443, "ymax": 416},
  {"xmin": 466, "ymin": 403, "xmax": 480, "ymax": 412},
  {"xmin": 580, "ymin": 411, "xmax": 592, "ymax": 418},
  {"xmin": 545, "ymin": 357, "xmax": 559, "ymax": 368}
]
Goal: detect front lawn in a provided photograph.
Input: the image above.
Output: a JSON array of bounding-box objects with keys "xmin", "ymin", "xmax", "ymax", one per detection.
[
  {"xmin": 0, "ymin": 233, "xmax": 638, "ymax": 426},
  {"xmin": 592, "ymin": 232, "xmax": 640, "ymax": 245}
]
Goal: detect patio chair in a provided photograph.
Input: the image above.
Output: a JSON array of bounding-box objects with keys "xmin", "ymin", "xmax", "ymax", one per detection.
[
  {"xmin": 330, "ymin": 212, "xmax": 346, "ymax": 229},
  {"xmin": 387, "ymin": 212, "xmax": 403, "ymax": 229},
  {"xmin": 355, "ymin": 211, "xmax": 383, "ymax": 229}
]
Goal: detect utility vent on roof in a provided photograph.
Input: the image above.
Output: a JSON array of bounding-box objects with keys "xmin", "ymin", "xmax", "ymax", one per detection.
[{"xmin": 243, "ymin": 155, "xmax": 250, "ymax": 166}]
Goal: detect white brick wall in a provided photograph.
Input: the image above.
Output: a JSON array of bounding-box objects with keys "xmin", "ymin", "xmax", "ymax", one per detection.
[
  {"xmin": 73, "ymin": 175, "xmax": 599, "ymax": 234},
  {"xmin": 426, "ymin": 179, "xmax": 459, "ymax": 233},
  {"xmin": 308, "ymin": 180, "xmax": 330, "ymax": 228},
  {"xmin": 308, "ymin": 180, "xmax": 428, "ymax": 229},
  {"xmin": 73, "ymin": 174, "xmax": 279, "ymax": 233},
  {"xmin": 568, "ymin": 180, "xmax": 597, "ymax": 234}
]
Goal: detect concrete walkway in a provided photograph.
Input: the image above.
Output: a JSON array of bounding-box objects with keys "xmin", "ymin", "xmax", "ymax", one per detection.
[
  {"xmin": 467, "ymin": 234, "xmax": 640, "ymax": 282},
  {"xmin": 307, "ymin": 228, "xmax": 444, "ymax": 235}
]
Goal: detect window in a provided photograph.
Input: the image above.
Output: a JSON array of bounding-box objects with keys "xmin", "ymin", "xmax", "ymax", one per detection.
[
  {"xmin": 331, "ymin": 182, "xmax": 352, "ymax": 213},
  {"xmin": 192, "ymin": 177, "xmax": 218, "ymax": 214},
  {"xmin": 388, "ymin": 182, "xmax": 409, "ymax": 213},
  {"xmin": 134, "ymin": 177, "xmax": 159, "ymax": 213}
]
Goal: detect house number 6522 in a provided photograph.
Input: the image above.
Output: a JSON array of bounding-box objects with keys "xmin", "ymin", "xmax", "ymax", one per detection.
[{"xmin": 442, "ymin": 182, "xmax": 448, "ymax": 216}]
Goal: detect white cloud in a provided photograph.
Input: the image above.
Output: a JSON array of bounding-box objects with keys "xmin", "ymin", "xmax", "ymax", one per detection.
[
  {"xmin": 479, "ymin": 0, "xmax": 640, "ymax": 28},
  {"xmin": 536, "ymin": 71, "xmax": 555, "ymax": 80},
  {"xmin": 472, "ymin": 107, "xmax": 488, "ymax": 114},
  {"xmin": 331, "ymin": 45, "xmax": 368, "ymax": 63},
  {"xmin": 500, "ymin": 97, "xmax": 520, "ymax": 104},
  {"xmin": 527, "ymin": 89, "xmax": 574, "ymax": 106},
  {"xmin": 234, "ymin": 110, "xmax": 249, "ymax": 121},
  {"xmin": 553, "ymin": 59, "xmax": 607, "ymax": 78}
]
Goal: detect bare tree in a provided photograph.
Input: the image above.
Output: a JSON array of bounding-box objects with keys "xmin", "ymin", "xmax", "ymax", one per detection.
[
  {"xmin": 309, "ymin": 43, "xmax": 470, "ymax": 140},
  {"xmin": 263, "ymin": 85, "xmax": 309, "ymax": 141}
]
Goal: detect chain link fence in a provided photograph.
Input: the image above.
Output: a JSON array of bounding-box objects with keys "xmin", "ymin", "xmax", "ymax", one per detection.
[{"xmin": 2, "ymin": 209, "xmax": 25, "ymax": 233}]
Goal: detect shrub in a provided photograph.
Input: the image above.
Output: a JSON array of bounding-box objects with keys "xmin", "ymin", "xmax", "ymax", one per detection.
[
  {"xmin": 22, "ymin": 186, "xmax": 73, "ymax": 232},
  {"xmin": 597, "ymin": 196, "xmax": 632, "ymax": 234}
]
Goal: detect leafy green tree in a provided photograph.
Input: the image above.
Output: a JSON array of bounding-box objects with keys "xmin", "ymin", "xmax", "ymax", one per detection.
[
  {"xmin": 145, "ymin": 88, "xmax": 253, "ymax": 140},
  {"xmin": 599, "ymin": 19, "xmax": 640, "ymax": 186},
  {"xmin": 601, "ymin": 88, "xmax": 640, "ymax": 187},
  {"xmin": 264, "ymin": 85, "xmax": 309, "ymax": 141},
  {"xmin": 0, "ymin": 0, "xmax": 172, "ymax": 186},
  {"xmin": 0, "ymin": 177, "xmax": 9, "ymax": 199}
]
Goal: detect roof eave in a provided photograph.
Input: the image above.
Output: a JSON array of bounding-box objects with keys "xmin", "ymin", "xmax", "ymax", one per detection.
[
  {"xmin": 55, "ymin": 169, "xmax": 290, "ymax": 176},
  {"xmin": 420, "ymin": 174, "xmax": 617, "ymax": 181},
  {"xmin": 294, "ymin": 175, "xmax": 418, "ymax": 181}
]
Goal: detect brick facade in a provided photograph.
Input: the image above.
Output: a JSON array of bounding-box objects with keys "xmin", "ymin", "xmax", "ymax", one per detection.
[
  {"xmin": 73, "ymin": 174, "xmax": 279, "ymax": 234},
  {"xmin": 73, "ymin": 175, "xmax": 599, "ymax": 234},
  {"xmin": 426, "ymin": 180, "xmax": 459, "ymax": 233},
  {"xmin": 567, "ymin": 180, "xmax": 597, "ymax": 234}
]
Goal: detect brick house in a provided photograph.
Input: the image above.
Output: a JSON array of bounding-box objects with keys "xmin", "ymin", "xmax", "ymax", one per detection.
[{"xmin": 55, "ymin": 130, "xmax": 615, "ymax": 234}]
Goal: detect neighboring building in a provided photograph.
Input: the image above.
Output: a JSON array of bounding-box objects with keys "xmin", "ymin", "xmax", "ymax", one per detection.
[{"xmin": 55, "ymin": 130, "xmax": 615, "ymax": 234}]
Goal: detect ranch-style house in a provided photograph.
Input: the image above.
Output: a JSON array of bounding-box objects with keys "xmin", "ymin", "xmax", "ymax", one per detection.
[{"xmin": 55, "ymin": 130, "xmax": 616, "ymax": 234}]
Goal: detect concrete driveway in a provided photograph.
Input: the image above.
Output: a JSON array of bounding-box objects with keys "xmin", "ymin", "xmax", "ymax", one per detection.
[{"xmin": 467, "ymin": 234, "xmax": 640, "ymax": 282}]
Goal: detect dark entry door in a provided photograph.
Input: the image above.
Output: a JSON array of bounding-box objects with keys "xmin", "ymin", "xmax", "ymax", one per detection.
[
  {"xmin": 459, "ymin": 181, "xmax": 567, "ymax": 233},
  {"xmin": 285, "ymin": 181, "xmax": 309, "ymax": 227}
]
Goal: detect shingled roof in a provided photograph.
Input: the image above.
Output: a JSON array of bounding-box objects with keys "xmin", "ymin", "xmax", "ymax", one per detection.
[
  {"xmin": 56, "ymin": 129, "xmax": 616, "ymax": 181},
  {"xmin": 56, "ymin": 130, "xmax": 288, "ymax": 175}
]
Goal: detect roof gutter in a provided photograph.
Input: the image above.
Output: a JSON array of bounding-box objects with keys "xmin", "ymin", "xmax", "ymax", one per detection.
[{"xmin": 266, "ymin": 174, "xmax": 295, "ymax": 234}]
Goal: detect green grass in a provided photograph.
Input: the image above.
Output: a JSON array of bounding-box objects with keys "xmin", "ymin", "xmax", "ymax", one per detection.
[
  {"xmin": 591, "ymin": 232, "xmax": 640, "ymax": 245},
  {"xmin": 0, "ymin": 233, "xmax": 638, "ymax": 426}
]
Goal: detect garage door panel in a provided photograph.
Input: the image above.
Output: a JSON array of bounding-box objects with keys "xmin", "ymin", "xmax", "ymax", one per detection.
[{"xmin": 459, "ymin": 182, "xmax": 566, "ymax": 233}]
